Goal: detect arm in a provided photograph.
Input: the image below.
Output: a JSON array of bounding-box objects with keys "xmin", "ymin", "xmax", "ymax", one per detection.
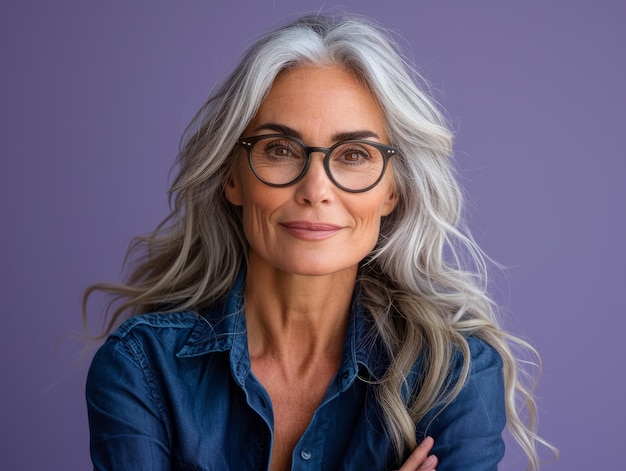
[
  {"xmin": 418, "ymin": 338, "xmax": 506, "ymax": 471},
  {"xmin": 86, "ymin": 335, "xmax": 171, "ymax": 471}
]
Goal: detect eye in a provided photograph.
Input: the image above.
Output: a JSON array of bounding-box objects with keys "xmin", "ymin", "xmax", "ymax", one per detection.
[
  {"xmin": 262, "ymin": 139, "xmax": 301, "ymax": 160},
  {"xmin": 335, "ymin": 145, "xmax": 372, "ymax": 165}
]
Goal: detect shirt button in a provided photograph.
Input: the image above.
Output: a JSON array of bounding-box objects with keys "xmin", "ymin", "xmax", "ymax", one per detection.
[{"xmin": 300, "ymin": 450, "xmax": 312, "ymax": 460}]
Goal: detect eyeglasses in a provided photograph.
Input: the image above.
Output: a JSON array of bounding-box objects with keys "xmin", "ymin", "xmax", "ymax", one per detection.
[{"xmin": 237, "ymin": 134, "xmax": 397, "ymax": 193}]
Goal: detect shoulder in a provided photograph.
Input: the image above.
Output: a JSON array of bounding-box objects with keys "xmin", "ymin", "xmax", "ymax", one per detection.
[
  {"xmin": 89, "ymin": 311, "xmax": 214, "ymax": 373},
  {"xmin": 86, "ymin": 311, "xmax": 225, "ymax": 403},
  {"xmin": 444, "ymin": 336, "xmax": 504, "ymax": 395},
  {"xmin": 409, "ymin": 336, "xmax": 503, "ymax": 385},
  {"xmin": 440, "ymin": 336, "xmax": 505, "ymax": 417},
  {"xmin": 98, "ymin": 312, "xmax": 201, "ymax": 357},
  {"xmin": 108, "ymin": 311, "xmax": 201, "ymax": 340},
  {"xmin": 463, "ymin": 336, "xmax": 503, "ymax": 373},
  {"xmin": 90, "ymin": 306, "xmax": 242, "ymax": 369}
]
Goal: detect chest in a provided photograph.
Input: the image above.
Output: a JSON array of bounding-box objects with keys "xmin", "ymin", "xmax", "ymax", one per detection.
[
  {"xmin": 164, "ymin": 354, "xmax": 395, "ymax": 470},
  {"xmin": 257, "ymin": 370, "xmax": 334, "ymax": 471}
]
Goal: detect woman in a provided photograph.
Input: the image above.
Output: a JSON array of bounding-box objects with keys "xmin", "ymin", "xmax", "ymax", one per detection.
[{"xmin": 85, "ymin": 14, "xmax": 553, "ymax": 471}]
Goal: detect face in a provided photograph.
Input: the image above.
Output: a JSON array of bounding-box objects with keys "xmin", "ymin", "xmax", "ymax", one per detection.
[{"xmin": 225, "ymin": 64, "xmax": 398, "ymax": 277}]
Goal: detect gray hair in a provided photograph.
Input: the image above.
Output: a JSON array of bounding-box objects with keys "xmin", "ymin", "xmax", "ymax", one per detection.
[{"xmin": 84, "ymin": 14, "xmax": 554, "ymax": 469}]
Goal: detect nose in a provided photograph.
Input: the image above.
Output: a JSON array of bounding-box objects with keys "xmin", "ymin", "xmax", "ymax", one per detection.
[{"xmin": 294, "ymin": 151, "xmax": 334, "ymax": 205}]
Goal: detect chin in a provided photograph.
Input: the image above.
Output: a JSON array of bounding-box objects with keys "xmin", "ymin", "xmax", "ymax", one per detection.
[
  {"xmin": 279, "ymin": 260, "xmax": 360, "ymax": 278},
  {"xmin": 248, "ymin": 246, "xmax": 365, "ymax": 278}
]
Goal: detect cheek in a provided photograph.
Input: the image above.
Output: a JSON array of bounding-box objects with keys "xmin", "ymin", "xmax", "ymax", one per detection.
[
  {"xmin": 348, "ymin": 197, "xmax": 388, "ymax": 241},
  {"xmin": 238, "ymin": 185, "xmax": 288, "ymax": 238}
]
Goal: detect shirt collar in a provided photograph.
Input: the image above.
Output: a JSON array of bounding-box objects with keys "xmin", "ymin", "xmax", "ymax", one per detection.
[
  {"xmin": 176, "ymin": 267, "xmax": 388, "ymax": 380},
  {"xmin": 176, "ymin": 268, "xmax": 247, "ymax": 358}
]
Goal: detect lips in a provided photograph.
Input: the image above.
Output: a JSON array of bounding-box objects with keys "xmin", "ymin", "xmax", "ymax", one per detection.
[{"xmin": 279, "ymin": 221, "xmax": 344, "ymax": 240}]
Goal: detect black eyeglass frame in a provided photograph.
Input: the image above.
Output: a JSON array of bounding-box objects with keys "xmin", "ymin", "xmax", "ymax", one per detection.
[{"xmin": 237, "ymin": 134, "xmax": 398, "ymax": 193}]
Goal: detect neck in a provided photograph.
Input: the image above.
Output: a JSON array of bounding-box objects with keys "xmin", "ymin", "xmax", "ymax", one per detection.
[{"xmin": 244, "ymin": 253, "xmax": 357, "ymax": 372}]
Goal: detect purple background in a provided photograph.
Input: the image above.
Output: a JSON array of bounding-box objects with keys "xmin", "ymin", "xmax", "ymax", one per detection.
[{"xmin": 1, "ymin": 1, "xmax": 624, "ymax": 469}]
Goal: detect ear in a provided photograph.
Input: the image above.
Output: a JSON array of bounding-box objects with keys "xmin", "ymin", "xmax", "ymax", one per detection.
[
  {"xmin": 381, "ymin": 189, "xmax": 399, "ymax": 216},
  {"xmin": 224, "ymin": 171, "xmax": 244, "ymax": 206}
]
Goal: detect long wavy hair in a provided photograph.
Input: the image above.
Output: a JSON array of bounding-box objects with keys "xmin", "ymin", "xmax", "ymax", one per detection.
[{"xmin": 83, "ymin": 14, "xmax": 555, "ymax": 469}]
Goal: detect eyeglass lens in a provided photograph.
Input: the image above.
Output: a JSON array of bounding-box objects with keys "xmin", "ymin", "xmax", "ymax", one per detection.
[{"xmin": 247, "ymin": 135, "xmax": 387, "ymax": 191}]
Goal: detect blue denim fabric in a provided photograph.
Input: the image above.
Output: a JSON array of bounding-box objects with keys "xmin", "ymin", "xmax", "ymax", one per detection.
[{"xmin": 86, "ymin": 272, "xmax": 506, "ymax": 470}]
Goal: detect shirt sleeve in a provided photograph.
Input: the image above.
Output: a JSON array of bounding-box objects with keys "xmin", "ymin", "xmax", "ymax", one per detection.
[
  {"xmin": 86, "ymin": 334, "xmax": 171, "ymax": 471},
  {"xmin": 416, "ymin": 337, "xmax": 506, "ymax": 471}
]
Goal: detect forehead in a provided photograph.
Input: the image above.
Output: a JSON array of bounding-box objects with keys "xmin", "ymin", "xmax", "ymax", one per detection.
[{"xmin": 246, "ymin": 64, "xmax": 388, "ymax": 143}]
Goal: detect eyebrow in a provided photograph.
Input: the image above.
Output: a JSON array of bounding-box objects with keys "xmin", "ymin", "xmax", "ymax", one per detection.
[{"xmin": 251, "ymin": 122, "xmax": 381, "ymax": 142}]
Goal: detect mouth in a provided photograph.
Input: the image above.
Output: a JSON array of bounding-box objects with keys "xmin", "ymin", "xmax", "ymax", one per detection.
[{"xmin": 279, "ymin": 221, "xmax": 344, "ymax": 240}]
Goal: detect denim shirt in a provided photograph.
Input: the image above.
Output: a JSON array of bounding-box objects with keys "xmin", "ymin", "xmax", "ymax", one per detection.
[{"xmin": 86, "ymin": 272, "xmax": 506, "ymax": 470}]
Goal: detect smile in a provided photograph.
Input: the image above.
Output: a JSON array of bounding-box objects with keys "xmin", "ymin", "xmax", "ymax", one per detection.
[{"xmin": 279, "ymin": 221, "xmax": 344, "ymax": 240}]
